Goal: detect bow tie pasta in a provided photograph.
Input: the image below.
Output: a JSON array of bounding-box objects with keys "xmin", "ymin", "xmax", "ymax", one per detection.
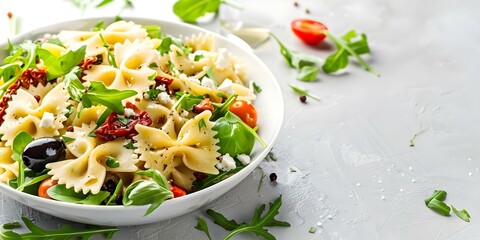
[{"xmin": 0, "ymin": 20, "xmax": 263, "ymax": 214}]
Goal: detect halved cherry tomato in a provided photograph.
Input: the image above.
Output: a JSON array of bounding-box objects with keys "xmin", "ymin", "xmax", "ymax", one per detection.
[
  {"xmin": 291, "ymin": 19, "xmax": 328, "ymax": 45},
  {"xmin": 38, "ymin": 177, "xmax": 58, "ymax": 199},
  {"xmin": 229, "ymin": 100, "xmax": 257, "ymax": 128}
]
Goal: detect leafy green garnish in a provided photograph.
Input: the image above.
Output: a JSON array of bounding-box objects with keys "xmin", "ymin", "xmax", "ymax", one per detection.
[
  {"xmin": 122, "ymin": 169, "xmax": 173, "ymax": 216},
  {"xmin": 269, "ymin": 34, "xmax": 319, "ymax": 70},
  {"xmin": 257, "ymin": 167, "xmax": 265, "ymax": 193},
  {"xmin": 0, "ymin": 217, "xmax": 118, "ymax": 239},
  {"xmin": 289, "ymin": 84, "xmax": 320, "ymax": 101},
  {"xmin": 16, "ymin": 174, "xmax": 50, "ymax": 192},
  {"xmin": 210, "ymin": 94, "xmax": 237, "ymax": 121},
  {"xmin": 205, "ymin": 196, "xmax": 290, "ymax": 240},
  {"xmin": 308, "ymin": 227, "xmax": 316, "ymax": 234},
  {"xmin": 11, "ymin": 131, "xmax": 33, "ymax": 188},
  {"xmin": 424, "ymin": 190, "xmax": 447, "ymax": 204},
  {"xmin": 106, "ymin": 179, "xmax": 123, "ymax": 205},
  {"xmin": 173, "ymin": 92, "xmax": 204, "ymax": 111},
  {"xmin": 206, "ymin": 66, "xmax": 216, "ymax": 81},
  {"xmin": 99, "ymin": 34, "xmax": 117, "ymax": 68},
  {"xmin": 82, "ymin": 81, "xmax": 137, "ymax": 114},
  {"xmin": 198, "ymin": 118, "xmax": 207, "ymax": 130},
  {"xmin": 195, "ymin": 217, "xmax": 212, "ymax": 240},
  {"xmin": 2, "ymin": 221, "xmax": 21, "ymax": 230},
  {"xmin": 63, "ymin": 67, "xmax": 85, "ymax": 102},
  {"xmin": 143, "ymin": 25, "xmax": 162, "ymax": 39},
  {"xmin": 91, "ymin": 20, "xmax": 105, "ymax": 31},
  {"xmin": 173, "ymin": 0, "xmax": 242, "ymax": 23},
  {"xmin": 124, "ymin": 140, "xmax": 137, "ymax": 150},
  {"xmin": 37, "ymin": 45, "xmax": 86, "ymax": 80},
  {"xmin": 47, "ymin": 185, "xmax": 110, "ymax": 205},
  {"xmin": 452, "ymin": 206, "xmax": 471, "ymax": 222},
  {"xmin": 193, "ymin": 166, "xmax": 244, "ymax": 191},
  {"xmin": 194, "ymin": 54, "xmax": 205, "ymax": 61},
  {"xmin": 89, "ymin": 108, "xmax": 113, "ymax": 137},
  {"xmin": 323, "ymin": 31, "xmax": 379, "ymax": 76},
  {"xmin": 106, "ymin": 156, "xmax": 120, "ymax": 168},
  {"xmin": 117, "ymin": 115, "xmax": 128, "ymax": 125},
  {"xmin": 61, "ymin": 136, "xmax": 76, "ymax": 143},
  {"xmin": 213, "ymin": 112, "xmax": 266, "ymax": 157},
  {"xmin": 145, "ymin": 88, "xmax": 162, "ymax": 100},
  {"xmin": 427, "ymin": 198, "xmax": 451, "ymax": 216},
  {"xmin": 96, "ymin": 0, "xmax": 113, "ymax": 7},
  {"xmin": 297, "ymin": 65, "xmax": 318, "ymax": 82},
  {"xmin": 158, "ymin": 37, "xmax": 173, "ymax": 55},
  {"xmin": 252, "ymin": 82, "xmax": 262, "ymax": 93}
]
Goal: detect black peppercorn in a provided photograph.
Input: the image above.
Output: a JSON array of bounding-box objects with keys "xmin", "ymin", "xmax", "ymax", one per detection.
[
  {"xmin": 269, "ymin": 173, "xmax": 277, "ymax": 182},
  {"xmin": 300, "ymin": 95, "xmax": 307, "ymax": 103}
]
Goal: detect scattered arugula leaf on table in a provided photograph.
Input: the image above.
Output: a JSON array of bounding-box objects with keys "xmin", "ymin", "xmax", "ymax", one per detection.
[
  {"xmin": 199, "ymin": 195, "xmax": 290, "ymax": 240},
  {"xmin": 173, "ymin": 0, "xmax": 243, "ymax": 23},
  {"xmin": 424, "ymin": 190, "xmax": 471, "ymax": 221},
  {"xmin": 195, "ymin": 217, "xmax": 213, "ymax": 240},
  {"xmin": 452, "ymin": 206, "xmax": 471, "ymax": 222},
  {"xmin": 297, "ymin": 65, "xmax": 318, "ymax": 82},
  {"xmin": 123, "ymin": 169, "xmax": 173, "ymax": 216},
  {"xmin": 0, "ymin": 217, "xmax": 118, "ymax": 240},
  {"xmin": 289, "ymin": 84, "xmax": 320, "ymax": 101},
  {"xmin": 1, "ymin": 221, "xmax": 21, "ymax": 230}
]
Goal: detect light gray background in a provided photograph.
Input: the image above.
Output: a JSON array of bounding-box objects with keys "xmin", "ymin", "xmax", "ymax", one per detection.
[{"xmin": 1, "ymin": 0, "xmax": 479, "ymax": 239}]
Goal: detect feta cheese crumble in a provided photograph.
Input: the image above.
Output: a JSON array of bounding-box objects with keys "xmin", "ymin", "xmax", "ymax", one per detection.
[
  {"xmin": 157, "ymin": 91, "xmax": 171, "ymax": 104},
  {"xmin": 216, "ymin": 153, "xmax": 236, "ymax": 171},
  {"xmin": 215, "ymin": 48, "xmax": 230, "ymax": 70},
  {"xmin": 124, "ymin": 108, "xmax": 137, "ymax": 117},
  {"xmin": 201, "ymin": 77, "xmax": 216, "ymax": 89},
  {"xmin": 39, "ymin": 112, "xmax": 55, "ymax": 128},
  {"xmin": 237, "ymin": 154, "xmax": 251, "ymax": 165},
  {"xmin": 218, "ymin": 79, "xmax": 234, "ymax": 95}
]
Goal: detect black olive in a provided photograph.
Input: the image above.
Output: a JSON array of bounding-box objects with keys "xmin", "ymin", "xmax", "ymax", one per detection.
[
  {"xmin": 22, "ymin": 138, "xmax": 66, "ymax": 172},
  {"xmin": 102, "ymin": 173, "xmax": 124, "ymax": 205}
]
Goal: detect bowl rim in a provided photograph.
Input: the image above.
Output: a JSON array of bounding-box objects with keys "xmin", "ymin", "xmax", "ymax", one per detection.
[{"xmin": 0, "ymin": 16, "xmax": 285, "ymax": 212}]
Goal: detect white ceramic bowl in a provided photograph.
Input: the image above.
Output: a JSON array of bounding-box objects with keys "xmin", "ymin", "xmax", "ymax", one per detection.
[{"xmin": 0, "ymin": 17, "xmax": 284, "ymax": 226}]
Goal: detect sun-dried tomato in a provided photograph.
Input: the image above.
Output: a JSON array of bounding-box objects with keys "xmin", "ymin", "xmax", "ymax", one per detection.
[
  {"xmin": 80, "ymin": 55, "xmax": 102, "ymax": 71},
  {"xmin": 193, "ymin": 98, "xmax": 214, "ymax": 114},
  {"xmin": 0, "ymin": 68, "xmax": 48, "ymax": 125},
  {"xmin": 94, "ymin": 102, "xmax": 152, "ymax": 141},
  {"xmin": 155, "ymin": 76, "xmax": 174, "ymax": 94}
]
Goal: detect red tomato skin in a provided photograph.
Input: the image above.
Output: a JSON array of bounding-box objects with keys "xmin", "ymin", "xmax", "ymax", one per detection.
[
  {"xmin": 171, "ymin": 185, "xmax": 187, "ymax": 198},
  {"xmin": 38, "ymin": 178, "xmax": 58, "ymax": 199},
  {"xmin": 291, "ymin": 19, "xmax": 328, "ymax": 45},
  {"xmin": 229, "ymin": 100, "xmax": 258, "ymax": 128}
]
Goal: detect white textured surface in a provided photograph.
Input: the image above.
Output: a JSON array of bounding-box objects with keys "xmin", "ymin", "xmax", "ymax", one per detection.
[{"xmin": 1, "ymin": 0, "xmax": 480, "ymax": 239}]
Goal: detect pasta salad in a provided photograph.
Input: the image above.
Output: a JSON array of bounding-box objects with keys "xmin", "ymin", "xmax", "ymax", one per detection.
[{"xmin": 0, "ymin": 20, "xmax": 265, "ymax": 215}]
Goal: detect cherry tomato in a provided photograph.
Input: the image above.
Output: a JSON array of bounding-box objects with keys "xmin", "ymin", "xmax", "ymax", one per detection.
[
  {"xmin": 291, "ymin": 19, "xmax": 328, "ymax": 45},
  {"xmin": 171, "ymin": 185, "xmax": 187, "ymax": 198},
  {"xmin": 38, "ymin": 177, "xmax": 58, "ymax": 199},
  {"xmin": 229, "ymin": 100, "xmax": 257, "ymax": 128}
]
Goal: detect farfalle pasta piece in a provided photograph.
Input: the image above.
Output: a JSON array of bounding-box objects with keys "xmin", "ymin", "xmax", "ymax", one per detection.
[
  {"xmin": 47, "ymin": 123, "xmax": 138, "ymax": 194},
  {"xmin": 0, "ymin": 147, "xmax": 18, "ymax": 183},
  {"xmin": 134, "ymin": 111, "xmax": 220, "ymax": 190},
  {"xmin": 0, "ymin": 82, "xmax": 70, "ymax": 146},
  {"xmin": 183, "ymin": 33, "xmax": 216, "ymax": 52}
]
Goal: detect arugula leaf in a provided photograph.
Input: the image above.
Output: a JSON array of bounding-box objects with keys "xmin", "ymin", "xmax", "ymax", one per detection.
[
  {"xmin": 158, "ymin": 37, "xmax": 173, "ymax": 55},
  {"xmin": 96, "ymin": 0, "xmax": 113, "ymax": 7},
  {"xmin": 91, "ymin": 20, "xmax": 105, "ymax": 31},
  {"xmin": 173, "ymin": 0, "xmax": 222, "ymax": 23},
  {"xmin": 323, "ymin": 31, "xmax": 379, "ymax": 76},
  {"xmin": 427, "ymin": 198, "xmax": 451, "ymax": 216},
  {"xmin": 145, "ymin": 88, "xmax": 162, "ymax": 100},
  {"xmin": 297, "ymin": 65, "xmax": 318, "ymax": 82},
  {"xmin": 269, "ymin": 33, "xmax": 319, "ymax": 70},
  {"xmin": 63, "ymin": 66, "xmax": 85, "ymax": 102},
  {"xmin": 82, "ymin": 81, "xmax": 137, "ymax": 114},
  {"xmin": 61, "ymin": 136, "xmax": 76, "ymax": 143},
  {"xmin": 211, "ymin": 94, "xmax": 237, "ymax": 121},
  {"xmin": 289, "ymin": 84, "xmax": 320, "ymax": 101},
  {"xmin": 193, "ymin": 166, "xmax": 244, "ymax": 191},
  {"xmin": 106, "ymin": 179, "xmax": 123, "ymax": 205},
  {"xmin": 47, "ymin": 185, "xmax": 110, "ymax": 205},
  {"xmin": 195, "ymin": 217, "xmax": 213, "ymax": 240},
  {"xmin": 89, "ymin": 108, "xmax": 113, "ymax": 137},
  {"xmin": 424, "ymin": 190, "xmax": 447, "ymax": 204},
  {"xmin": 122, "ymin": 169, "xmax": 173, "ymax": 216},
  {"xmin": 452, "ymin": 206, "xmax": 471, "ymax": 222},
  {"xmin": 198, "ymin": 118, "xmax": 207, "ymax": 130},
  {"xmin": 173, "ymin": 92, "xmax": 204, "ymax": 111},
  {"xmin": 37, "ymin": 45, "xmax": 86, "ymax": 80},
  {"xmin": 213, "ymin": 112, "xmax": 266, "ymax": 157},
  {"xmin": 99, "ymin": 34, "xmax": 118, "ymax": 68},
  {"xmin": 16, "ymin": 174, "xmax": 50, "ymax": 192},
  {"xmin": 194, "ymin": 54, "xmax": 205, "ymax": 61},
  {"xmin": 206, "ymin": 66, "xmax": 216, "ymax": 81},
  {"xmin": 117, "ymin": 115, "xmax": 128, "ymax": 125},
  {"xmin": 206, "ymin": 196, "xmax": 290, "ymax": 240},
  {"xmin": 0, "ymin": 42, "xmax": 38, "ymax": 97},
  {"xmin": 106, "ymin": 156, "xmax": 120, "ymax": 168},
  {"xmin": 0, "ymin": 217, "xmax": 118, "ymax": 240},
  {"xmin": 206, "ymin": 209, "xmax": 241, "ymax": 230},
  {"xmin": 11, "ymin": 131, "xmax": 33, "ymax": 188},
  {"xmin": 2, "ymin": 221, "xmax": 21, "ymax": 230},
  {"xmin": 143, "ymin": 25, "xmax": 162, "ymax": 39}
]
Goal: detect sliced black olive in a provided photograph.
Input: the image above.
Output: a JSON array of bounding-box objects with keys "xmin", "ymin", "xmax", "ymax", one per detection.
[
  {"xmin": 102, "ymin": 172, "xmax": 124, "ymax": 205},
  {"xmin": 22, "ymin": 137, "xmax": 66, "ymax": 172}
]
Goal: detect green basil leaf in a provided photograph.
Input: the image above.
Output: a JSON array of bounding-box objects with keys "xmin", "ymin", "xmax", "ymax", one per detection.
[
  {"xmin": 61, "ymin": 136, "xmax": 76, "ymax": 143},
  {"xmin": 252, "ymin": 82, "xmax": 262, "ymax": 93},
  {"xmin": 82, "ymin": 81, "xmax": 137, "ymax": 114},
  {"xmin": 173, "ymin": 0, "xmax": 221, "ymax": 23},
  {"xmin": 297, "ymin": 65, "xmax": 318, "ymax": 82},
  {"xmin": 17, "ymin": 174, "xmax": 50, "ymax": 192},
  {"xmin": 452, "ymin": 206, "xmax": 471, "ymax": 222},
  {"xmin": 124, "ymin": 140, "xmax": 137, "ymax": 150},
  {"xmin": 194, "ymin": 54, "xmax": 204, "ymax": 61},
  {"xmin": 106, "ymin": 156, "xmax": 120, "ymax": 168}
]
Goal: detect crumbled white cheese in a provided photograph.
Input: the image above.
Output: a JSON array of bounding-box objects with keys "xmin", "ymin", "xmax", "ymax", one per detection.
[
  {"xmin": 216, "ymin": 154, "xmax": 236, "ymax": 172},
  {"xmin": 180, "ymin": 73, "xmax": 201, "ymax": 85},
  {"xmin": 143, "ymin": 92, "xmax": 150, "ymax": 100},
  {"xmin": 157, "ymin": 91, "xmax": 171, "ymax": 104},
  {"xmin": 124, "ymin": 108, "xmax": 137, "ymax": 117},
  {"xmin": 180, "ymin": 110, "xmax": 189, "ymax": 117},
  {"xmin": 201, "ymin": 77, "xmax": 216, "ymax": 89},
  {"xmin": 218, "ymin": 79, "xmax": 234, "ymax": 95},
  {"xmin": 156, "ymin": 84, "xmax": 166, "ymax": 91},
  {"xmin": 215, "ymin": 48, "xmax": 230, "ymax": 70},
  {"xmin": 234, "ymin": 63, "xmax": 245, "ymax": 75},
  {"xmin": 237, "ymin": 154, "xmax": 251, "ymax": 165},
  {"xmin": 39, "ymin": 112, "xmax": 55, "ymax": 128}
]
